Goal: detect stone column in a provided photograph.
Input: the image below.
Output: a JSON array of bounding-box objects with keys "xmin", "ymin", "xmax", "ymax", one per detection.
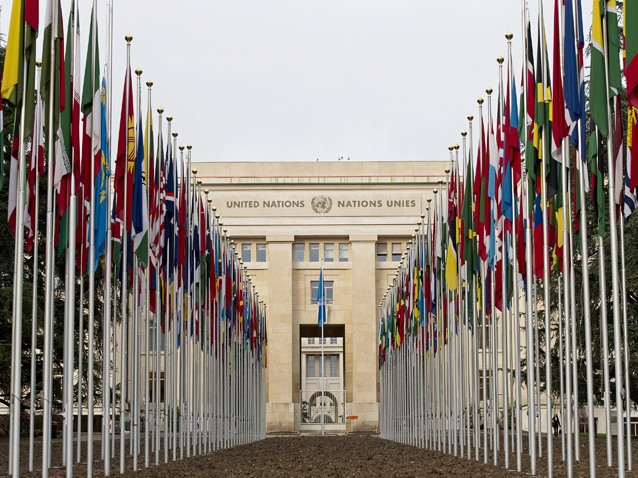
[
  {"xmin": 350, "ymin": 234, "xmax": 379, "ymax": 431},
  {"xmin": 265, "ymin": 235, "xmax": 295, "ymax": 432}
]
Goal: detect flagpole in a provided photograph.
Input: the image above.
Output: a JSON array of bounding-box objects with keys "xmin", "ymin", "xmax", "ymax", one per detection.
[
  {"xmin": 466, "ymin": 113, "xmax": 480, "ymax": 462},
  {"xmin": 172, "ymin": 130, "xmax": 180, "ymax": 461},
  {"xmin": 42, "ymin": 2, "xmax": 62, "ymax": 475},
  {"xmin": 601, "ymin": 13, "xmax": 626, "ymax": 476},
  {"xmin": 119, "ymin": 35, "xmax": 133, "ymax": 475},
  {"xmin": 104, "ymin": 1, "xmax": 114, "ymax": 472},
  {"xmin": 155, "ymin": 106, "xmax": 164, "ymax": 467},
  {"xmin": 61, "ymin": 4, "xmax": 79, "ymax": 466},
  {"xmin": 85, "ymin": 4, "xmax": 100, "ymax": 474},
  {"xmin": 64, "ymin": 4, "xmax": 82, "ymax": 460},
  {"xmin": 8, "ymin": 12, "xmax": 32, "ymax": 476},
  {"xmin": 619, "ymin": 203, "xmax": 632, "ymax": 471},
  {"xmin": 144, "ymin": 78, "xmax": 154, "ymax": 470},
  {"xmin": 485, "ymin": 86, "xmax": 499, "ymax": 466},
  {"xmin": 28, "ymin": 65, "xmax": 43, "ymax": 473},
  {"xmin": 320, "ymin": 262, "xmax": 325, "ymax": 436},
  {"xmin": 164, "ymin": 114, "xmax": 173, "ymax": 463},
  {"xmin": 497, "ymin": 54, "xmax": 511, "ymax": 469}
]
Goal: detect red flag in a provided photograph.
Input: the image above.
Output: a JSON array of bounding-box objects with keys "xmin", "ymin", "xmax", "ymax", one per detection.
[{"xmin": 114, "ymin": 67, "xmax": 135, "ymax": 230}]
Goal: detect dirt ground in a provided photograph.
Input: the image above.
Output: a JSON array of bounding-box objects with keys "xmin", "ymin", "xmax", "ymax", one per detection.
[{"xmin": 1, "ymin": 433, "xmax": 638, "ymax": 477}]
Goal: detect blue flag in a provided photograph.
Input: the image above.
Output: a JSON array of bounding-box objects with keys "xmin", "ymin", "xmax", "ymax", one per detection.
[
  {"xmin": 317, "ymin": 266, "xmax": 327, "ymax": 327},
  {"xmin": 93, "ymin": 77, "xmax": 110, "ymax": 271}
]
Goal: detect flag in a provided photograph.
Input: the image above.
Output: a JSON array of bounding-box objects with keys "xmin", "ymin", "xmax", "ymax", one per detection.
[
  {"xmin": 445, "ymin": 168, "xmax": 458, "ymax": 291},
  {"xmin": 524, "ymin": 18, "xmax": 536, "ymax": 187},
  {"xmin": 82, "ymin": 9, "xmax": 103, "ymax": 272},
  {"xmin": 317, "ymin": 266, "xmax": 327, "ymax": 327},
  {"xmin": 563, "ymin": 0, "xmax": 581, "ymax": 131},
  {"xmin": 625, "ymin": 106, "xmax": 638, "ymax": 218},
  {"xmin": 2, "ymin": 0, "xmax": 38, "ymax": 131},
  {"xmin": 627, "ymin": 0, "xmax": 638, "ymax": 107},
  {"xmin": 41, "ymin": 0, "xmax": 65, "ymax": 159},
  {"xmin": 0, "ymin": 84, "xmax": 4, "ymax": 191},
  {"xmin": 551, "ymin": 0, "xmax": 568, "ymax": 160},
  {"xmin": 94, "ymin": 77, "xmax": 110, "ymax": 270},
  {"xmin": 612, "ymin": 95, "xmax": 624, "ymax": 217},
  {"xmin": 590, "ymin": 0, "xmax": 621, "ymax": 136},
  {"xmin": 605, "ymin": 0, "xmax": 622, "ymax": 97},
  {"xmin": 461, "ymin": 143, "xmax": 477, "ymax": 283},
  {"xmin": 132, "ymin": 99, "xmax": 149, "ymax": 267},
  {"xmin": 114, "ymin": 67, "xmax": 135, "ymax": 230},
  {"xmin": 25, "ymin": 93, "xmax": 44, "ymax": 252},
  {"xmin": 589, "ymin": 122, "xmax": 606, "ymax": 235},
  {"xmin": 6, "ymin": 0, "xmax": 39, "ymax": 233},
  {"xmin": 55, "ymin": 3, "xmax": 79, "ymax": 255}
]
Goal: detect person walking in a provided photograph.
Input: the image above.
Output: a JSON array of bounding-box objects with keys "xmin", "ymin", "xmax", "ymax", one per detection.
[{"xmin": 552, "ymin": 414, "xmax": 561, "ymax": 436}]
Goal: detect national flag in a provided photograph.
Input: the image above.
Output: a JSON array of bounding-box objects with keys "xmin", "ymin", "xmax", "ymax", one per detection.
[
  {"xmin": 55, "ymin": 4, "xmax": 79, "ymax": 255},
  {"xmin": 41, "ymin": 0, "xmax": 65, "ymax": 160},
  {"xmin": 605, "ymin": 0, "xmax": 622, "ymax": 97},
  {"xmin": 2, "ymin": 0, "xmax": 39, "ymax": 132},
  {"xmin": 612, "ymin": 95, "xmax": 624, "ymax": 219},
  {"xmin": 94, "ymin": 77, "xmax": 110, "ymax": 270},
  {"xmin": 114, "ymin": 67, "xmax": 135, "ymax": 231},
  {"xmin": 317, "ymin": 265, "xmax": 327, "ymax": 327},
  {"xmin": 564, "ymin": 0, "xmax": 581, "ymax": 139},
  {"xmin": 533, "ymin": 194, "xmax": 546, "ymax": 279},
  {"xmin": 590, "ymin": 0, "xmax": 620, "ymax": 136},
  {"xmin": 551, "ymin": 0, "xmax": 568, "ymax": 160},
  {"xmin": 5, "ymin": 0, "xmax": 39, "ymax": 233},
  {"xmin": 162, "ymin": 141, "xmax": 175, "ymax": 286},
  {"xmin": 503, "ymin": 60, "xmax": 520, "ymax": 227},
  {"xmin": 445, "ymin": 168, "xmax": 458, "ymax": 291},
  {"xmin": 132, "ymin": 96, "xmax": 149, "ymax": 267},
  {"xmin": 627, "ymin": 0, "xmax": 638, "ymax": 107},
  {"xmin": 25, "ymin": 92, "xmax": 45, "ymax": 252},
  {"xmin": 0, "ymin": 84, "xmax": 5, "ymax": 192},
  {"xmin": 524, "ymin": 18, "xmax": 537, "ymax": 187},
  {"xmin": 82, "ymin": 9, "xmax": 103, "ymax": 272},
  {"xmin": 624, "ymin": 106, "xmax": 638, "ymax": 219},
  {"xmin": 461, "ymin": 142, "xmax": 478, "ymax": 283},
  {"xmin": 589, "ymin": 122, "xmax": 606, "ymax": 235}
]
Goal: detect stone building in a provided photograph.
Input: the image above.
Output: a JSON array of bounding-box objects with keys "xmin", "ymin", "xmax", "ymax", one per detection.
[{"xmin": 196, "ymin": 160, "xmax": 448, "ymax": 432}]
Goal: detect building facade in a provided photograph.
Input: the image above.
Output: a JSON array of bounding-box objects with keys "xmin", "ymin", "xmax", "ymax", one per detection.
[{"xmin": 197, "ymin": 160, "xmax": 448, "ymax": 433}]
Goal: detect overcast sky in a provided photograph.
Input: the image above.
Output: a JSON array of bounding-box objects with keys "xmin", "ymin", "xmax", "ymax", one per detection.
[{"xmin": 2, "ymin": 0, "xmax": 590, "ymax": 163}]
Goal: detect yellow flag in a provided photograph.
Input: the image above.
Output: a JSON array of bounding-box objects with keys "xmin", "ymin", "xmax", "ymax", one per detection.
[{"xmin": 1, "ymin": 0, "xmax": 23, "ymax": 105}]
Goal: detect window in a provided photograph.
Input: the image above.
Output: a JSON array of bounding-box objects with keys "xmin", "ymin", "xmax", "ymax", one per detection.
[
  {"xmin": 324, "ymin": 243, "xmax": 334, "ymax": 262},
  {"xmin": 256, "ymin": 243, "xmax": 267, "ymax": 262},
  {"xmin": 294, "ymin": 243, "xmax": 305, "ymax": 262},
  {"xmin": 391, "ymin": 243, "xmax": 402, "ymax": 262},
  {"xmin": 339, "ymin": 243, "xmax": 349, "ymax": 262},
  {"xmin": 307, "ymin": 355, "xmax": 316, "ymax": 378},
  {"xmin": 148, "ymin": 320, "xmax": 166, "ymax": 352},
  {"xmin": 309, "ymin": 243, "xmax": 320, "ymax": 262},
  {"xmin": 330, "ymin": 355, "xmax": 338, "ymax": 378},
  {"xmin": 376, "ymin": 243, "xmax": 387, "ymax": 262},
  {"xmin": 149, "ymin": 372, "xmax": 165, "ymax": 401},
  {"xmin": 241, "ymin": 243, "xmax": 252, "ymax": 263},
  {"xmin": 310, "ymin": 280, "xmax": 334, "ymax": 304}
]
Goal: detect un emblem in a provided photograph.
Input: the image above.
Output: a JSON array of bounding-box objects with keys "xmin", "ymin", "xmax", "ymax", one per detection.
[{"xmin": 311, "ymin": 196, "xmax": 333, "ymax": 214}]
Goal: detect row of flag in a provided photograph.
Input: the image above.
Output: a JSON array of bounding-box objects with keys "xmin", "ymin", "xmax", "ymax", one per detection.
[
  {"xmin": 1, "ymin": 0, "xmax": 267, "ymax": 475},
  {"xmin": 380, "ymin": 1, "xmax": 638, "ymax": 477}
]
